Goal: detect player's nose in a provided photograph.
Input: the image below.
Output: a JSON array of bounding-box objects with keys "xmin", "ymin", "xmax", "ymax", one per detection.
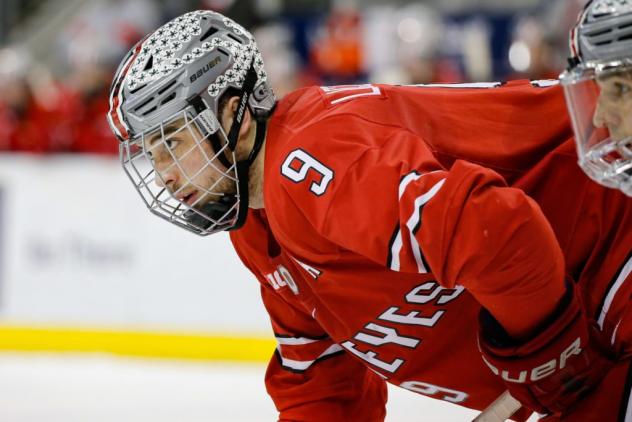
[
  {"xmin": 154, "ymin": 161, "xmax": 179, "ymax": 190},
  {"xmin": 593, "ymin": 99, "xmax": 621, "ymax": 130}
]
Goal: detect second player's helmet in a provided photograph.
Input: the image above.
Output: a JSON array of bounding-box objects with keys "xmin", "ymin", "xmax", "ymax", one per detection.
[
  {"xmin": 108, "ymin": 10, "xmax": 276, "ymax": 235},
  {"xmin": 560, "ymin": 0, "xmax": 632, "ymax": 196}
]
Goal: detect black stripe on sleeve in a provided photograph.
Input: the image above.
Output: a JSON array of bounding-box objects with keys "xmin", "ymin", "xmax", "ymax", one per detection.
[
  {"xmin": 411, "ymin": 204, "xmax": 431, "ymax": 274},
  {"xmin": 273, "ymin": 333, "xmax": 330, "ymax": 341},
  {"xmin": 386, "ymin": 222, "xmax": 401, "ymax": 269},
  {"xmin": 273, "ymin": 348, "xmax": 345, "ymax": 374}
]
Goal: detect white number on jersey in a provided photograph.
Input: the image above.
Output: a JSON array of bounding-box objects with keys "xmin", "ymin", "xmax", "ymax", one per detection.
[
  {"xmin": 400, "ymin": 380, "xmax": 468, "ymax": 404},
  {"xmin": 281, "ymin": 149, "xmax": 334, "ymax": 196}
]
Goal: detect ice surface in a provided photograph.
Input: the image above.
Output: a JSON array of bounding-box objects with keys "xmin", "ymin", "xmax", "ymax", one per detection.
[{"xmin": 0, "ymin": 353, "xmax": 535, "ymax": 421}]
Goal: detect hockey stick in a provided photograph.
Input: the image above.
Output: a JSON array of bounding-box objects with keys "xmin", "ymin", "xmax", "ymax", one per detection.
[{"xmin": 472, "ymin": 391, "xmax": 522, "ymax": 422}]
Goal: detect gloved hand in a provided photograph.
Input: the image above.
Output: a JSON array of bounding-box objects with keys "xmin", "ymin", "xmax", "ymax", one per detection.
[{"xmin": 478, "ymin": 282, "xmax": 613, "ymax": 416}]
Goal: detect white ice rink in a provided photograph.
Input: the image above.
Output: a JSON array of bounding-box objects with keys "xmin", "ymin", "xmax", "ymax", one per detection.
[{"xmin": 0, "ymin": 353, "xmax": 491, "ymax": 422}]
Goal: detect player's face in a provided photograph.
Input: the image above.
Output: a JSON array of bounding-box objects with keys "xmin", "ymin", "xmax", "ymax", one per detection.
[
  {"xmin": 144, "ymin": 119, "xmax": 235, "ymax": 209},
  {"xmin": 593, "ymin": 73, "xmax": 632, "ymax": 141}
]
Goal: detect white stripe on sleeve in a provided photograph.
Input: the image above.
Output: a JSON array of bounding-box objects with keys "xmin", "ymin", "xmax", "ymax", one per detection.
[
  {"xmin": 399, "ymin": 172, "xmax": 423, "ymax": 200},
  {"xmin": 625, "ymin": 386, "xmax": 632, "ymax": 422},
  {"xmin": 277, "ymin": 344, "xmax": 343, "ymax": 371},
  {"xmin": 390, "ymin": 172, "xmax": 445, "ymax": 272},
  {"xmin": 398, "ymin": 171, "xmax": 442, "ymax": 200},
  {"xmin": 598, "ymin": 255, "xmax": 632, "ymax": 329},
  {"xmin": 389, "ymin": 230, "xmax": 403, "ymax": 271},
  {"xmin": 405, "ymin": 179, "xmax": 446, "ymax": 273},
  {"xmin": 275, "ymin": 336, "xmax": 322, "ymax": 346}
]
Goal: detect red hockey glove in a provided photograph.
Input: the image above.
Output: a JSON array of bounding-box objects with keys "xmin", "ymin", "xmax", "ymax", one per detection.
[{"xmin": 478, "ymin": 282, "xmax": 613, "ymax": 416}]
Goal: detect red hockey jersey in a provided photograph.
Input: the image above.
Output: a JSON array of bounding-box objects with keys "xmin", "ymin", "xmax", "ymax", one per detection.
[{"xmin": 230, "ymin": 81, "xmax": 632, "ymax": 421}]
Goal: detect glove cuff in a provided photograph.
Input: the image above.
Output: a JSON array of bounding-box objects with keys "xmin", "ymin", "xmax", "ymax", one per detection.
[{"xmin": 479, "ymin": 281, "xmax": 590, "ymax": 382}]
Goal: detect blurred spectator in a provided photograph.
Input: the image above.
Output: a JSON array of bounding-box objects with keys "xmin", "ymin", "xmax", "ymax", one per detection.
[
  {"xmin": 395, "ymin": 4, "xmax": 464, "ymax": 84},
  {"xmin": 365, "ymin": 4, "xmax": 463, "ymax": 85},
  {"xmin": 55, "ymin": 0, "xmax": 161, "ymax": 155},
  {"xmin": 63, "ymin": 62, "xmax": 119, "ymax": 155},
  {"xmin": 0, "ymin": 0, "xmax": 595, "ymax": 155},
  {"xmin": 0, "ymin": 0, "xmax": 161, "ymax": 155},
  {"xmin": 0, "ymin": 47, "xmax": 78, "ymax": 153},
  {"xmin": 507, "ymin": 17, "xmax": 561, "ymax": 80},
  {"xmin": 253, "ymin": 23, "xmax": 302, "ymax": 97},
  {"xmin": 200, "ymin": 0, "xmax": 264, "ymax": 30},
  {"xmin": 310, "ymin": 6, "xmax": 365, "ymax": 84},
  {"xmin": 507, "ymin": 0, "xmax": 587, "ymax": 81}
]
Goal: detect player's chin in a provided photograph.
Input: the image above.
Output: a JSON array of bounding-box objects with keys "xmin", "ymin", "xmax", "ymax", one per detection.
[
  {"xmin": 191, "ymin": 190, "xmax": 230, "ymax": 210},
  {"xmin": 186, "ymin": 192, "xmax": 209, "ymax": 210}
]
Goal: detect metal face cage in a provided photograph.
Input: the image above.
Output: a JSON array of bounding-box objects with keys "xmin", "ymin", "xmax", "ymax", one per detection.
[{"xmin": 120, "ymin": 106, "xmax": 243, "ymax": 235}]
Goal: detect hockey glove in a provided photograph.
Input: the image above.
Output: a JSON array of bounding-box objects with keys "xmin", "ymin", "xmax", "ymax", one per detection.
[{"xmin": 478, "ymin": 282, "xmax": 613, "ymax": 416}]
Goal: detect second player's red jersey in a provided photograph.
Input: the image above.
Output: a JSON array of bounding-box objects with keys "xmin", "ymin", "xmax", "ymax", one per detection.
[{"xmin": 230, "ymin": 81, "xmax": 632, "ymax": 420}]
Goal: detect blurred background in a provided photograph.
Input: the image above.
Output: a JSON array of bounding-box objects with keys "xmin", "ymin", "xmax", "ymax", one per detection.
[
  {"xmin": 0, "ymin": 0, "xmax": 586, "ymax": 154},
  {"xmin": 0, "ymin": 0, "xmax": 580, "ymax": 421}
]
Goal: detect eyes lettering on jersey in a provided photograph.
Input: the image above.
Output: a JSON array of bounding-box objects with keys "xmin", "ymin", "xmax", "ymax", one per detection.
[
  {"xmin": 341, "ymin": 340, "xmax": 405, "ymax": 373},
  {"xmin": 342, "ymin": 280, "xmax": 466, "ymax": 376},
  {"xmin": 281, "ymin": 149, "xmax": 334, "ymax": 196}
]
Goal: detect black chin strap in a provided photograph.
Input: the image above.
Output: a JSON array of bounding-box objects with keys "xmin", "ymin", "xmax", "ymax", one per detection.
[
  {"xmin": 223, "ymin": 62, "xmax": 266, "ymax": 231},
  {"xmin": 228, "ymin": 118, "xmax": 267, "ymax": 231},
  {"xmin": 227, "ymin": 63, "xmax": 259, "ymax": 150}
]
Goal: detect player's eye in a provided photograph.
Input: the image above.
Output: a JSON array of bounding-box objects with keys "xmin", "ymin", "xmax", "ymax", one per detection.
[
  {"xmin": 608, "ymin": 81, "xmax": 631, "ymax": 98},
  {"xmin": 165, "ymin": 138, "xmax": 180, "ymax": 150},
  {"xmin": 617, "ymin": 82, "xmax": 631, "ymax": 96}
]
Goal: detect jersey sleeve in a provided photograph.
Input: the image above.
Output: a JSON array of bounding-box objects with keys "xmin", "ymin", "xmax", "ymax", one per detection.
[
  {"xmin": 229, "ymin": 231, "xmax": 387, "ymax": 421},
  {"xmin": 260, "ymin": 285, "xmax": 387, "ymax": 421},
  {"xmin": 275, "ymin": 115, "xmax": 566, "ymax": 338}
]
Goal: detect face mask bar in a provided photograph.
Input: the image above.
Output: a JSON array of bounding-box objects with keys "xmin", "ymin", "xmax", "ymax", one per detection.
[
  {"xmin": 120, "ymin": 108, "xmax": 243, "ymax": 235},
  {"xmin": 561, "ymin": 63, "xmax": 632, "ymax": 196}
]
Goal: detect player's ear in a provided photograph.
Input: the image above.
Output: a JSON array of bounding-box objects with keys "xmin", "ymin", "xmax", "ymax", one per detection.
[
  {"xmin": 221, "ymin": 96, "xmax": 252, "ymax": 138},
  {"xmin": 220, "ymin": 96, "xmax": 239, "ymax": 132}
]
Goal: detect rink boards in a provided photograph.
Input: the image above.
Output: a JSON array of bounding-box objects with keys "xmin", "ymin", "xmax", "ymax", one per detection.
[{"xmin": 0, "ymin": 155, "xmax": 274, "ymax": 361}]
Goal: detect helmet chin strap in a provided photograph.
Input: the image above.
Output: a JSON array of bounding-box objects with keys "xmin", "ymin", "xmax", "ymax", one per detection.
[
  {"xmin": 223, "ymin": 61, "xmax": 268, "ymax": 231},
  {"xmin": 185, "ymin": 62, "xmax": 270, "ymax": 232},
  {"xmin": 229, "ymin": 118, "xmax": 267, "ymax": 231}
]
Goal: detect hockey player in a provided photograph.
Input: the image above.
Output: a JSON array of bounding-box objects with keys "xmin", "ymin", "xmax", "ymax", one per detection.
[
  {"xmin": 562, "ymin": 0, "xmax": 632, "ymax": 197},
  {"xmin": 107, "ymin": 2, "xmax": 630, "ymax": 420}
]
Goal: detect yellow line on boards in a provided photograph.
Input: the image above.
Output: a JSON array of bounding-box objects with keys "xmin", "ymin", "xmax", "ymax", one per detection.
[{"xmin": 0, "ymin": 326, "xmax": 276, "ymax": 362}]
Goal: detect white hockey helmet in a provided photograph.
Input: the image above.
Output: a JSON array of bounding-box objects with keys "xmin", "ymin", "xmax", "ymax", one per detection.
[
  {"xmin": 560, "ymin": 0, "xmax": 632, "ymax": 196},
  {"xmin": 107, "ymin": 10, "xmax": 276, "ymax": 235}
]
